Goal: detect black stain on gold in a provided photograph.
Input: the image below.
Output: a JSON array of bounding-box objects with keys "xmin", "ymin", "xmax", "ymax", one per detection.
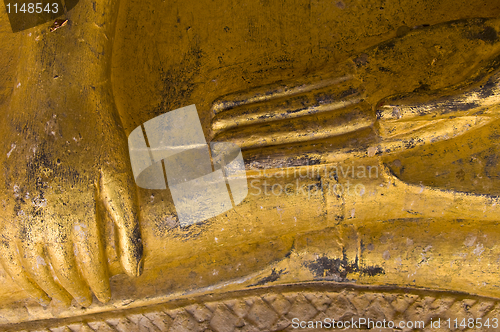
[
  {"xmin": 473, "ymin": 26, "xmax": 498, "ymax": 44},
  {"xmin": 305, "ymin": 249, "xmax": 385, "ymax": 281},
  {"xmin": 249, "ymin": 268, "xmax": 287, "ymax": 286}
]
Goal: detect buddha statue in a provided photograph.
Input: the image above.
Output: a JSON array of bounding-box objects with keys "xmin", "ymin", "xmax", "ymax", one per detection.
[{"xmin": 1, "ymin": 0, "xmax": 500, "ymax": 330}]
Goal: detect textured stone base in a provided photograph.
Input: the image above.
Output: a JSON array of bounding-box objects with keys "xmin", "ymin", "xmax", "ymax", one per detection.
[{"xmin": 5, "ymin": 283, "xmax": 499, "ymax": 332}]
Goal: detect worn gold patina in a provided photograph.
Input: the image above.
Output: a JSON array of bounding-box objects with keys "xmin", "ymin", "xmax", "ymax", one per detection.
[{"xmin": 1, "ymin": 0, "xmax": 500, "ymax": 330}]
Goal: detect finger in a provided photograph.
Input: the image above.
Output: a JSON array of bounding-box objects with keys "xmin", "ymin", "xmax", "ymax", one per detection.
[
  {"xmin": 0, "ymin": 239, "xmax": 50, "ymax": 306},
  {"xmin": 210, "ymin": 78, "xmax": 363, "ymax": 135},
  {"xmin": 210, "ymin": 74, "xmax": 354, "ymax": 117},
  {"xmin": 46, "ymin": 241, "xmax": 93, "ymax": 307},
  {"xmin": 72, "ymin": 213, "xmax": 111, "ymax": 304},
  {"xmin": 376, "ymin": 70, "xmax": 500, "ymax": 121},
  {"xmin": 20, "ymin": 241, "xmax": 73, "ymax": 306},
  {"xmin": 100, "ymin": 170, "xmax": 143, "ymax": 277},
  {"xmin": 213, "ymin": 103, "xmax": 373, "ymax": 150}
]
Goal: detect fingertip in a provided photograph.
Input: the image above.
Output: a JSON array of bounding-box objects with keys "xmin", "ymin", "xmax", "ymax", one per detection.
[
  {"xmin": 50, "ymin": 296, "xmax": 73, "ymax": 310},
  {"xmin": 101, "ymin": 170, "xmax": 143, "ymax": 278},
  {"xmin": 128, "ymin": 253, "xmax": 144, "ymax": 277},
  {"xmin": 114, "ymin": 219, "xmax": 143, "ymax": 277},
  {"xmin": 21, "ymin": 243, "xmax": 75, "ymax": 307},
  {"xmin": 95, "ymin": 288, "xmax": 111, "ymax": 304},
  {"xmin": 89, "ymin": 276, "xmax": 111, "ymax": 304},
  {"xmin": 0, "ymin": 241, "xmax": 52, "ymax": 307},
  {"xmin": 72, "ymin": 224, "xmax": 112, "ymax": 305},
  {"xmin": 46, "ymin": 242, "xmax": 94, "ymax": 308},
  {"xmin": 75, "ymin": 295, "xmax": 93, "ymax": 308},
  {"xmin": 137, "ymin": 255, "xmax": 144, "ymax": 276},
  {"xmin": 119, "ymin": 235, "xmax": 143, "ymax": 277},
  {"xmin": 72, "ymin": 285, "xmax": 93, "ymax": 307},
  {"xmin": 88, "ymin": 271, "xmax": 111, "ymax": 304}
]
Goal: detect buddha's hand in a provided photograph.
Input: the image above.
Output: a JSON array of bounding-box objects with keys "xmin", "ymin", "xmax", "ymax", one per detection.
[
  {"xmin": 0, "ymin": 81, "xmax": 143, "ymax": 307},
  {"xmin": 209, "ymin": 17, "xmax": 500, "ymax": 152}
]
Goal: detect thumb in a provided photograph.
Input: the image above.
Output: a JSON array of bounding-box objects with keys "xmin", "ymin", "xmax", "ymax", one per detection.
[{"xmin": 100, "ymin": 169, "xmax": 143, "ymax": 277}]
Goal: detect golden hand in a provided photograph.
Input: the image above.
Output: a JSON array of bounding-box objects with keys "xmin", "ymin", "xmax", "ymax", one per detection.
[
  {"xmin": 209, "ymin": 17, "xmax": 500, "ymax": 167},
  {"xmin": 0, "ymin": 0, "xmax": 142, "ymax": 307}
]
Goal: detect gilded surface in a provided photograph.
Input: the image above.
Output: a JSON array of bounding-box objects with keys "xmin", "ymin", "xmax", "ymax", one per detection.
[{"xmin": 1, "ymin": 0, "xmax": 500, "ymax": 330}]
